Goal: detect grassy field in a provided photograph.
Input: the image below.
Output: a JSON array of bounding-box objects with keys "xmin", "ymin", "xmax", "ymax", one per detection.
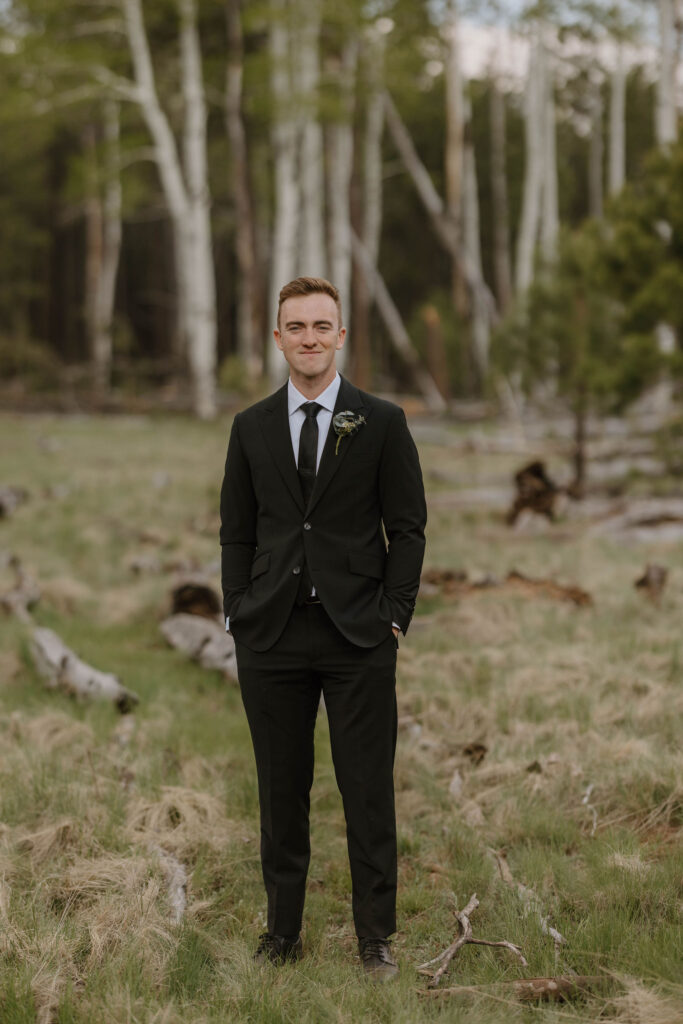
[{"xmin": 0, "ymin": 409, "xmax": 681, "ymax": 1024}]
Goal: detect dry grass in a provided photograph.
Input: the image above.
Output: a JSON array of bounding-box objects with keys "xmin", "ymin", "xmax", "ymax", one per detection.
[{"xmin": 0, "ymin": 410, "xmax": 681, "ymax": 1022}]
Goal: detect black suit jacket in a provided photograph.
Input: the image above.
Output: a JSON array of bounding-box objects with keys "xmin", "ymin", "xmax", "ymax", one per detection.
[{"xmin": 219, "ymin": 376, "xmax": 427, "ymax": 651}]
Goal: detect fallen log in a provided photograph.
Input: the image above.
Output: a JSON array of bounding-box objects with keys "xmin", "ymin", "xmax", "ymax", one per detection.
[
  {"xmin": 0, "ymin": 556, "xmax": 40, "ymax": 623},
  {"xmin": 420, "ymin": 568, "xmax": 592, "ymax": 607},
  {"xmin": 159, "ymin": 613, "xmax": 237, "ymax": 680},
  {"xmin": 421, "ymin": 975, "xmax": 610, "ymax": 1002},
  {"xmin": 30, "ymin": 627, "xmax": 139, "ymax": 713}
]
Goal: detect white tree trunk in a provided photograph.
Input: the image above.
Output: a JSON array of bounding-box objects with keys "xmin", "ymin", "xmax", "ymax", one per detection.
[
  {"xmin": 352, "ymin": 20, "xmax": 387, "ymax": 389},
  {"xmin": 327, "ymin": 38, "xmax": 358, "ymax": 368},
  {"xmin": 462, "ymin": 98, "xmax": 489, "ymax": 381},
  {"xmin": 121, "ymin": 0, "xmax": 217, "ymax": 419},
  {"xmin": 540, "ymin": 29, "xmax": 559, "ymax": 261},
  {"xmin": 269, "ymin": 0, "xmax": 298, "ymax": 385},
  {"xmin": 296, "ymin": 0, "xmax": 326, "ymax": 278},
  {"xmin": 588, "ymin": 77, "xmax": 604, "ymax": 219},
  {"xmin": 608, "ymin": 41, "xmax": 626, "ymax": 195},
  {"xmin": 656, "ymin": 0, "xmax": 677, "ymax": 146},
  {"xmin": 653, "ymin": 0, "xmax": 679, "ymax": 412},
  {"xmin": 83, "ymin": 102, "xmax": 122, "ymax": 395},
  {"xmin": 225, "ymin": 0, "xmax": 261, "ymax": 376},
  {"xmin": 179, "ymin": 0, "xmax": 217, "ymax": 420},
  {"xmin": 515, "ymin": 33, "xmax": 544, "ymax": 292},
  {"xmin": 363, "ymin": 27, "xmax": 386, "ymax": 269},
  {"xmin": 489, "ymin": 73, "xmax": 513, "ymax": 312},
  {"xmin": 444, "ymin": 1, "xmax": 464, "ymax": 308}
]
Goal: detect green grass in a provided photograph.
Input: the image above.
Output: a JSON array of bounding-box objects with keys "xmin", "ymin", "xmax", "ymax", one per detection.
[{"xmin": 1, "ymin": 410, "xmax": 682, "ymax": 1023}]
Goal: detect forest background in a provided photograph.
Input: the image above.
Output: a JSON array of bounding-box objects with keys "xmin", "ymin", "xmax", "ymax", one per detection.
[{"xmin": 1, "ymin": 0, "xmax": 682, "ymax": 428}]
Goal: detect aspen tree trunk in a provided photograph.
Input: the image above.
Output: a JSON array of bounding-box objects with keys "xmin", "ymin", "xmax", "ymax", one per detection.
[
  {"xmin": 653, "ymin": 0, "xmax": 678, "ymax": 413},
  {"xmin": 489, "ymin": 74, "xmax": 513, "ymax": 312},
  {"xmin": 83, "ymin": 103, "xmax": 122, "ymax": 397},
  {"xmin": 179, "ymin": 0, "xmax": 217, "ymax": 420},
  {"xmin": 83, "ymin": 122, "xmax": 104, "ymax": 391},
  {"xmin": 352, "ymin": 22, "xmax": 387, "ymax": 389},
  {"xmin": 608, "ymin": 41, "xmax": 626, "ymax": 195},
  {"xmin": 462, "ymin": 95, "xmax": 489, "ymax": 385},
  {"xmin": 444, "ymin": 2, "xmax": 467, "ymax": 314},
  {"xmin": 588, "ymin": 78, "xmax": 604, "ymax": 219},
  {"xmin": 327, "ymin": 38, "xmax": 358, "ymax": 372},
  {"xmin": 516, "ymin": 31, "xmax": 543, "ymax": 292},
  {"xmin": 540, "ymin": 29, "xmax": 558, "ymax": 262},
  {"xmin": 269, "ymin": 0, "xmax": 298, "ymax": 384},
  {"xmin": 225, "ymin": 0, "xmax": 261, "ymax": 376},
  {"xmin": 297, "ymin": 0, "xmax": 326, "ymax": 277},
  {"xmin": 656, "ymin": 0, "xmax": 677, "ymax": 146},
  {"xmin": 121, "ymin": 0, "xmax": 217, "ymax": 419}
]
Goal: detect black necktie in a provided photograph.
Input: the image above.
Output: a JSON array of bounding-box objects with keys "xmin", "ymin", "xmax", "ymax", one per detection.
[
  {"xmin": 297, "ymin": 402, "xmax": 321, "ymax": 603},
  {"xmin": 297, "ymin": 402, "xmax": 322, "ymax": 506}
]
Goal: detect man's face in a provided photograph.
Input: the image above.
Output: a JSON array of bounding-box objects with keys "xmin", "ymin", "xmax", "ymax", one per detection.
[{"xmin": 275, "ymin": 293, "xmax": 346, "ymax": 387}]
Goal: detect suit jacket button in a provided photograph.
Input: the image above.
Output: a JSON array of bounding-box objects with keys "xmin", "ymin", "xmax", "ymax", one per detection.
[
  {"xmin": 303, "ymin": 522, "xmax": 311, "ymax": 530},
  {"xmin": 292, "ymin": 566, "xmax": 301, "ymax": 575}
]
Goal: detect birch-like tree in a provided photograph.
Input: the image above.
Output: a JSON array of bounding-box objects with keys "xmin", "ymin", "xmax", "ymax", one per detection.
[
  {"xmin": 269, "ymin": 0, "xmax": 298, "ymax": 384},
  {"xmin": 326, "ymin": 36, "xmax": 358, "ymax": 371},
  {"xmin": 656, "ymin": 0, "xmax": 678, "ymax": 146},
  {"xmin": 119, "ymin": 0, "xmax": 217, "ymax": 419},
  {"xmin": 225, "ymin": 0, "xmax": 261, "ymax": 377},
  {"xmin": 351, "ymin": 16, "xmax": 391, "ymax": 388},
  {"xmin": 82, "ymin": 102, "xmax": 122, "ymax": 395},
  {"xmin": 297, "ymin": 0, "xmax": 326, "ymax": 278},
  {"xmin": 515, "ymin": 20, "xmax": 558, "ymax": 291}
]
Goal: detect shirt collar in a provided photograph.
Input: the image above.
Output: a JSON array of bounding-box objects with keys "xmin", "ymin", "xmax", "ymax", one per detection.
[{"xmin": 288, "ymin": 372, "xmax": 340, "ymax": 417}]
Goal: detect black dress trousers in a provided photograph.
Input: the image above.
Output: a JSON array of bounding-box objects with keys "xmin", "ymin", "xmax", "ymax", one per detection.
[{"xmin": 235, "ymin": 602, "xmax": 398, "ymax": 939}]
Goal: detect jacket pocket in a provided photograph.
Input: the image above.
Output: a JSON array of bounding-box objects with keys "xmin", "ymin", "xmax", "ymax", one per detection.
[
  {"xmin": 347, "ymin": 551, "xmax": 385, "ymax": 580},
  {"xmin": 250, "ymin": 550, "xmax": 270, "ymax": 580}
]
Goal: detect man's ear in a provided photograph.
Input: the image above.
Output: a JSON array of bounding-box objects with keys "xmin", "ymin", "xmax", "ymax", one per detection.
[
  {"xmin": 274, "ymin": 329, "xmax": 284, "ymax": 352},
  {"xmin": 335, "ymin": 327, "xmax": 347, "ymax": 351}
]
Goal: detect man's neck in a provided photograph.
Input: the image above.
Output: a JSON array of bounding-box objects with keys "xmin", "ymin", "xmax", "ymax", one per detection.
[{"xmin": 290, "ymin": 368, "xmax": 338, "ymax": 400}]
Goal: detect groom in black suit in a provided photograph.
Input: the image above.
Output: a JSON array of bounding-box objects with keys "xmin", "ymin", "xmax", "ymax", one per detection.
[{"xmin": 219, "ymin": 277, "xmax": 426, "ymax": 979}]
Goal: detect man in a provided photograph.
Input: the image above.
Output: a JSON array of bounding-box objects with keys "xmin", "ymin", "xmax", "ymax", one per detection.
[{"xmin": 219, "ymin": 277, "xmax": 426, "ymax": 980}]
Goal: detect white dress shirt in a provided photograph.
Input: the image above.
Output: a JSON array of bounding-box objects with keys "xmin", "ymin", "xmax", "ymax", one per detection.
[{"xmin": 287, "ymin": 373, "xmax": 340, "ymax": 469}]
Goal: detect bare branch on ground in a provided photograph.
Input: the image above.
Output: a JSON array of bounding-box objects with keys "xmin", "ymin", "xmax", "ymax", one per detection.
[{"xmin": 417, "ymin": 893, "xmax": 528, "ymax": 988}]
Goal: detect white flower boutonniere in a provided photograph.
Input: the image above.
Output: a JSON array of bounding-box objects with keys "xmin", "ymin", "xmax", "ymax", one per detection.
[{"xmin": 332, "ymin": 410, "xmax": 366, "ymax": 455}]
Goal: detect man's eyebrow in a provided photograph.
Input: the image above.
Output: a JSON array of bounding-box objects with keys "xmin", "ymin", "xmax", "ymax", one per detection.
[{"xmin": 284, "ymin": 318, "xmax": 334, "ymax": 328}]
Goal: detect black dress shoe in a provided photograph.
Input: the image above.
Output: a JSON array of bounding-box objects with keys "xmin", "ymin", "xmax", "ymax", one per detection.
[
  {"xmin": 253, "ymin": 932, "xmax": 303, "ymax": 965},
  {"xmin": 358, "ymin": 937, "xmax": 398, "ymax": 981}
]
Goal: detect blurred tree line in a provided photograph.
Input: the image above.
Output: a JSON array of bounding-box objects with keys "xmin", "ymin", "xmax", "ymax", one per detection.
[{"xmin": 0, "ymin": 0, "xmax": 680, "ymax": 420}]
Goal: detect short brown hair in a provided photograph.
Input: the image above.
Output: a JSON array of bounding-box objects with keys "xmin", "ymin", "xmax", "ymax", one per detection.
[{"xmin": 277, "ymin": 277, "xmax": 343, "ymax": 329}]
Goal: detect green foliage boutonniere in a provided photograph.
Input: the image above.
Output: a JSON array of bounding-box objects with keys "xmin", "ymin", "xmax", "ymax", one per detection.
[{"xmin": 332, "ymin": 410, "xmax": 366, "ymax": 455}]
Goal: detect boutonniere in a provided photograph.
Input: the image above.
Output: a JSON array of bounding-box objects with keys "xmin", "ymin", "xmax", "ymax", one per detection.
[{"xmin": 332, "ymin": 410, "xmax": 366, "ymax": 455}]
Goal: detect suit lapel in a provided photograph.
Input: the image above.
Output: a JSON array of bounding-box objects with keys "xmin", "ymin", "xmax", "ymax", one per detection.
[
  {"xmin": 307, "ymin": 376, "xmax": 370, "ymax": 516},
  {"xmin": 257, "ymin": 382, "xmax": 305, "ymax": 512}
]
